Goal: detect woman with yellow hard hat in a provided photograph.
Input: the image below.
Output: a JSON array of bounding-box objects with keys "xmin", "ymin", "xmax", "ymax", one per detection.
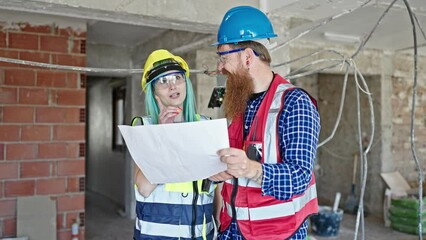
[{"xmin": 132, "ymin": 49, "xmax": 216, "ymax": 240}]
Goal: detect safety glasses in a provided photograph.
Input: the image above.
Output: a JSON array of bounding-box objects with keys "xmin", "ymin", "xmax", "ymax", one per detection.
[
  {"xmin": 216, "ymin": 48, "xmax": 246, "ymax": 64},
  {"xmin": 216, "ymin": 48, "xmax": 259, "ymax": 64},
  {"xmin": 154, "ymin": 72, "xmax": 185, "ymax": 89}
]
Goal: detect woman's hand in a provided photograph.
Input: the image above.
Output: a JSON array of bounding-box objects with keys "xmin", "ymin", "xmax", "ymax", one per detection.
[{"xmin": 155, "ymin": 96, "xmax": 182, "ymax": 124}]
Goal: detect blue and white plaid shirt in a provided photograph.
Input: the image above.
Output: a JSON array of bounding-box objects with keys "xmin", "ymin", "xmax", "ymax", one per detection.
[{"xmin": 218, "ymin": 87, "xmax": 320, "ymax": 240}]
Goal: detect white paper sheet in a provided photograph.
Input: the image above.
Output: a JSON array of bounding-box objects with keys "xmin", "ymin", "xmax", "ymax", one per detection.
[{"xmin": 118, "ymin": 118, "xmax": 229, "ymax": 184}]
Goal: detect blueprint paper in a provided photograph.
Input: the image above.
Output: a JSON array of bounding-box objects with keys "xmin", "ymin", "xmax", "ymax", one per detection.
[{"xmin": 118, "ymin": 118, "xmax": 229, "ymax": 184}]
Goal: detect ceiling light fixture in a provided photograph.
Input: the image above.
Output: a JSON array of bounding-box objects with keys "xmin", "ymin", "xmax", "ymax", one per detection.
[{"xmin": 324, "ymin": 32, "xmax": 361, "ymax": 43}]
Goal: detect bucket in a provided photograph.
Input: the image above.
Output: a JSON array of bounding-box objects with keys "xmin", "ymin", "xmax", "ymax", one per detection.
[{"xmin": 310, "ymin": 206, "xmax": 344, "ymax": 237}]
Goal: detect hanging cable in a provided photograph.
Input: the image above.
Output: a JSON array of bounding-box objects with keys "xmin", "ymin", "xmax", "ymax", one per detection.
[
  {"xmin": 317, "ymin": 63, "xmax": 349, "ymax": 148},
  {"xmin": 351, "ymin": 0, "xmax": 398, "ymax": 58},
  {"xmin": 401, "ymin": 0, "xmax": 423, "ymax": 238},
  {"xmin": 354, "ymin": 67, "xmax": 364, "ymax": 240},
  {"xmin": 351, "ymin": 64, "xmax": 375, "ymax": 240},
  {"xmin": 270, "ymin": 0, "xmax": 374, "ymax": 52},
  {"xmin": 0, "ymin": 57, "xmax": 218, "ymax": 77}
]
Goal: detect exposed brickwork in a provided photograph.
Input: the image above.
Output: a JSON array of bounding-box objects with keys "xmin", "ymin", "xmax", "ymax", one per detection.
[
  {"xmin": 3, "ymin": 107, "xmax": 34, "ymax": 123},
  {"xmin": 0, "ymin": 144, "xmax": 4, "ymax": 161},
  {"xmin": 21, "ymin": 125, "xmax": 50, "ymax": 141},
  {"xmin": 0, "ymin": 87, "xmax": 18, "ymax": 104},
  {"xmin": 8, "ymin": 33, "xmax": 39, "ymax": 50},
  {"xmin": 4, "ymin": 180, "xmax": 35, "ymax": 197},
  {"xmin": 4, "ymin": 69, "xmax": 36, "ymax": 86},
  {"xmin": 6, "ymin": 144, "xmax": 37, "ymax": 160},
  {"xmin": 55, "ymin": 89, "xmax": 86, "ymax": 106},
  {"xmin": 0, "ymin": 163, "xmax": 19, "ymax": 180},
  {"xmin": 20, "ymin": 161, "xmax": 51, "ymax": 178},
  {"xmin": 56, "ymin": 194, "xmax": 84, "ymax": 212},
  {"xmin": 0, "ymin": 126, "xmax": 20, "ymax": 141},
  {"xmin": 57, "ymin": 160, "xmax": 85, "ymax": 176},
  {"xmin": 391, "ymin": 57, "xmax": 426, "ymax": 184},
  {"xmin": 2, "ymin": 218, "xmax": 16, "ymax": 236},
  {"xmin": 38, "ymin": 143, "xmax": 67, "ymax": 159},
  {"xmin": 0, "ymin": 21, "xmax": 86, "ymax": 238},
  {"xmin": 18, "ymin": 88, "xmax": 49, "ymax": 105},
  {"xmin": 54, "ymin": 125, "xmax": 85, "ymax": 141},
  {"xmin": 36, "ymin": 178, "xmax": 67, "ymax": 194},
  {"xmin": 37, "ymin": 71, "xmax": 68, "ymax": 88},
  {"xmin": 66, "ymin": 177, "xmax": 80, "ymax": 192},
  {"xmin": 36, "ymin": 107, "xmax": 80, "ymax": 123},
  {"xmin": 19, "ymin": 51, "xmax": 50, "ymax": 63},
  {"xmin": 0, "ymin": 200, "xmax": 16, "ymax": 218}
]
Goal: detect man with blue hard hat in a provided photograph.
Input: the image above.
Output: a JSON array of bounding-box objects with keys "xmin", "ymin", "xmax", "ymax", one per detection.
[{"xmin": 209, "ymin": 6, "xmax": 320, "ymax": 240}]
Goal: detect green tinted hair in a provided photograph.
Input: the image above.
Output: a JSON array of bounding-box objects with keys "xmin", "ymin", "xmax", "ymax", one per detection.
[{"xmin": 144, "ymin": 75, "xmax": 197, "ymax": 124}]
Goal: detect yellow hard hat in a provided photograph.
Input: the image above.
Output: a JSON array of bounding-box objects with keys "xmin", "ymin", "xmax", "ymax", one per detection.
[{"xmin": 141, "ymin": 49, "xmax": 190, "ymax": 92}]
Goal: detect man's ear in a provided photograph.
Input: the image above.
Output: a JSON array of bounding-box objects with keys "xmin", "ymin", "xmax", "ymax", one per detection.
[
  {"xmin": 248, "ymin": 48, "xmax": 260, "ymax": 61},
  {"xmin": 244, "ymin": 48, "xmax": 256, "ymax": 67}
]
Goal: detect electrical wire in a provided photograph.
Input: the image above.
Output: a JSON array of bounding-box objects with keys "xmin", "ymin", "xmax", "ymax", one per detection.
[
  {"xmin": 316, "ymin": 63, "xmax": 349, "ymax": 148},
  {"xmin": 0, "ymin": 57, "xmax": 218, "ymax": 77},
  {"xmin": 0, "ymin": 57, "xmax": 145, "ymax": 75},
  {"xmin": 401, "ymin": 0, "xmax": 423, "ymax": 238},
  {"xmin": 353, "ymin": 64, "xmax": 376, "ymax": 240},
  {"xmin": 355, "ymin": 67, "xmax": 365, "ymax": 239},
  {"xmin": 273, "ymin": 49, "xmax": 347, "ymax": 68},
  {"xmin": 270, "ymin": 0, "xmax": 374, "ymax": 52},
  {"xmin": 351, "ymin": 0, "xmax": 398, "ymax": 58}
]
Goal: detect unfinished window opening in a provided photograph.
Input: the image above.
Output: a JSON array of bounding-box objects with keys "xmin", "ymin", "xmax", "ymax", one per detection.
[{"xmin": 112, "ymin": 84, "xmax": 126, "ymax": 151}]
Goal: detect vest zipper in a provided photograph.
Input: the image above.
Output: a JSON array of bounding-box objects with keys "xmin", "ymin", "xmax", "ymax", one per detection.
[{"xmin": 191, "ymin": 181, "xmax": 199, "ymax": 240}]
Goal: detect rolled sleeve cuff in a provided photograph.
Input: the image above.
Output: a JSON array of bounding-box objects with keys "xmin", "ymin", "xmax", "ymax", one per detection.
[
  {"xmin": 261, "ymin": 164, "xmax": 273, "ymax": 196},
  {"xmin": 260, "ymin": 163, "xmax": 293, "ymax": 200}
]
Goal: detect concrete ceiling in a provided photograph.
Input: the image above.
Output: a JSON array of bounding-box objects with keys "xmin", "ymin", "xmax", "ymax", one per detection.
[
  {"xmin": 0, "ymin": 0, "xmax": 425, "ymax": 55},
  {"xmin": 274, "ymin": 0, "xmax": 426, "ymax": 55},
  {"xmin": 84, "ymin": 0, "xmax": 426, "ymax": 55},
  {"xmin": 87, "ymin": 21, "xmax": 166, "ymax": 47}
]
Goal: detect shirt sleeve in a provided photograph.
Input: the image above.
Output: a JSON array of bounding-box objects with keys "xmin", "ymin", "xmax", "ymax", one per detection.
[{"xmin": 261, "ymin": 89, "xmax": 320, "ymax": 200}]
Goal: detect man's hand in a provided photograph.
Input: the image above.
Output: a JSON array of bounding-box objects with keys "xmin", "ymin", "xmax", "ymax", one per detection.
[
  {"xmin": 209, "ymin": 171, "xmax": 233, "ymax": 182},
  {"xmin": 217, "ymin": 148, "xmax": 262, "ymax": 179}
]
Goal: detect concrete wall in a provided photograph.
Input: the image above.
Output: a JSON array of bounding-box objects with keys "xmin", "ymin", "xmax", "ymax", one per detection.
[
  {"xmin": 316, "ymin": 74, "xmax": 382, "ymax": 214},
  {"xmin": 85, "ymin": 42, "xmax": 134, "ymax": 217},
  {"xmin": 289, "ymin": 40, "xmax": 426, "ymax": 216},
  {"xmin": 86, "ymin": 77, "xmax": 127, "ymax": 209}
]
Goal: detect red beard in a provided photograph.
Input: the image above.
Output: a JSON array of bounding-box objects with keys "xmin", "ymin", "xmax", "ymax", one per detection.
[{"xmin": 222, "ymin": 66, "xmax": 254, "ymax": 120}]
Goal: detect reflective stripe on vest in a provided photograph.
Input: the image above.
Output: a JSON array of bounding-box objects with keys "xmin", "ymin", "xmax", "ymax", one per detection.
[
  {"xmin": 135, "ymin": 214, "xmax": 214, "ymax": 239},
  {"xmin": 225, "ymin": 183, "xmax": 317, "ymax": 221},
  {"xmin": 263, "ymin": 83, "xmax": 293, "ymax": 165},
  {"xmin": 134, "ymin": 185, "xmax": 213, "ymax": 205}
]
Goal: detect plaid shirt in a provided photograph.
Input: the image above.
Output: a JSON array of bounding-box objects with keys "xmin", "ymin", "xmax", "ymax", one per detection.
[{"xmin": 218, "ymin": 88, "xmax": 320, "ymax": 240}]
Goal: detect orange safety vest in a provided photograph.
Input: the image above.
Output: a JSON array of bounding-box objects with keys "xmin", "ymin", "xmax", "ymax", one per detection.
[{"xmin": 220, "ymin": 74, "xmax": 318, "ymax": 240}]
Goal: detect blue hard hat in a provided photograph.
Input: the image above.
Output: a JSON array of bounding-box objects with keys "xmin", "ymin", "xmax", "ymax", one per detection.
[{"xmin": 213, "ymin": 6, "xmax": 278, "ymax": 45}]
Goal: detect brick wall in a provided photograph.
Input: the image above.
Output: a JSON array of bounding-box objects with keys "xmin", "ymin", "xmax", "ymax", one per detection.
[
  {"xmin": 0, "ymin": 22, "xmax": 86, "ymax": 240},
  {"xmin": 392, "ymin": 54, "xmax": 426, "ymax": 185}
]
